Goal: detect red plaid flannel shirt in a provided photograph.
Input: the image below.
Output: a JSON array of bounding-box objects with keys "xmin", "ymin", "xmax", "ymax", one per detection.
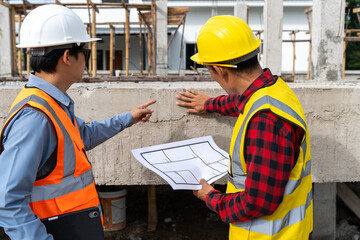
[{"xmin": 204, "ymin": 69, "xmax": 304, "ymax": 222}]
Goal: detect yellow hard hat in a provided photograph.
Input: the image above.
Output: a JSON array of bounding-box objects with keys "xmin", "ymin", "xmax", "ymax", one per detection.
[{"xmin": 191, "ymin": 15, "xmax": 261, "ymax": 66}]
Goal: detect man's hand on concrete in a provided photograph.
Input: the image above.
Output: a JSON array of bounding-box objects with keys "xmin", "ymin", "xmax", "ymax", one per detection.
[
  {"xmin": 176, "ymin": 89, "xmax": 209, "ymax": 114},
  {"xmin": 193, "ymin": 179, "xmax": 214, "ymax": 202},
  {"xmin": 130, "ymin": 100, "xmax": 156, "ymax": 124}
]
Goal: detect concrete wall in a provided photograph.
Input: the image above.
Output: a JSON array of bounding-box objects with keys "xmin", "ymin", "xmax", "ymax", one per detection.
[
  {"xmin": 0, "ymin": 5, "xmax": 12, "ymax": 77},
  {"xmin": 1, "ymin": 81, "xmax": 360, "ymax": 185}
]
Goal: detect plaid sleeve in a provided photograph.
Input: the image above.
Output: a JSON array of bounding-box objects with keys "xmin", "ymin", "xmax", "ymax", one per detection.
[
  {"xmin": 204, "ymin": 95, "xmax": 240, "ymax": 117},
  {"xmin": 205, "ymin": 111, "xmax": 303, "ymax": 222}
]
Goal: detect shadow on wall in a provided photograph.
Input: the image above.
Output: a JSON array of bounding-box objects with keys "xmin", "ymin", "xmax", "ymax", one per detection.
[
  {"xmin": 310, "ymin": 135, "xmax": 360, "ymax": 183},
  {"xmin": 167, "ymin": 113, "xmax": 236, "ymax": 151}
]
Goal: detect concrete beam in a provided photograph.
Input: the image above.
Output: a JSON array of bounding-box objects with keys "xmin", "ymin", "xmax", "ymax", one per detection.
[
  {"xmin": 2, "ymin": 81, "xmax": 360, "ymax": 185},
  {"xmin": 156, "ymin": 0, "xmax": 168, "ymax": 76},
  {"xmin": 311, "ymin": 0, "xmax": 345, "ymax": 81},
  {"xmin": 0, "ymin": 5, "xmax": 12, "ymax": 77},
  {"xmin": 263, "ymin": 0, "xmax": 283, "ymax": 76},
  {"xmin": 313, "ymin": 183, "xmax": 336, "ymax": 240},
  {"xmin": 234, "ymin": 2, "xmax": 247, "ymax": 22}
]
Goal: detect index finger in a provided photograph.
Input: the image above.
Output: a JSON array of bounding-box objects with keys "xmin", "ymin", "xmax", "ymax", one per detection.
[{"xmin": 140, "ymin": 100, "xmax": 156, "ymax": 108}]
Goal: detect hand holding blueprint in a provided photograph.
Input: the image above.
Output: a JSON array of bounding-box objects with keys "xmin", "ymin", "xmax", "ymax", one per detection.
[{"xmin": 131, "ymin": 136, "xmax": 229, "ymax": 190}]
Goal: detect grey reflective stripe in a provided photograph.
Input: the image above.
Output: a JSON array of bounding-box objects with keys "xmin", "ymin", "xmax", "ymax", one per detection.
[
  {"xmin": 232, "ymin": 188, "xmax": 313, "ymax": 235},
  {"xmin": 284, "ymin": 159, "xmax": 311, "ymax": 195},
  {"xmin": 5, "ymin": 96, "xmax": 33, "ymax": 121},
  {"xmin": 230, "ymin": 95, "xmax": 307, "ymax": 190},
  {"xmin": 228, "ymin": 173, "xmax": 246, "ymax": 190},
  {"xmin": 98, "ymin": 204, "xmax": 103, "ymax": 217},
  {"xmin": 31, "ymin": 169, "xmax": 94, "ymax": 202},
  {"xmin": 25, "ymin": 95, "xmax": 76, "ymax": 177}
]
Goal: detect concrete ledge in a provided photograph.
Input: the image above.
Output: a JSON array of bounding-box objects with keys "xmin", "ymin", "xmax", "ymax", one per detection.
[{"xmin": 1, "ymin": 80, "xmax": 360, "ymax": 185}]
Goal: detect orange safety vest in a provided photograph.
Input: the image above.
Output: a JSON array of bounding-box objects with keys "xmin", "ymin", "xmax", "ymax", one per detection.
[{"xmin": 0, "ymin": 87, "xmax": 102, "ymax": 220}]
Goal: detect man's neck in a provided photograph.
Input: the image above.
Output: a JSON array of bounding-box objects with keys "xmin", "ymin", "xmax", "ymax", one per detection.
[
  {"xmin": 234, "ymin": 67, "xmax": 264, "ymax": 95},
  {"xmin": 35, "ymin": 72, "xmax": 70, "ymax": 93}
]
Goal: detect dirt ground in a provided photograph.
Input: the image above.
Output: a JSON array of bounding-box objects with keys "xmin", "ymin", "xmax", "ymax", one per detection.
[
  {"xmin": 1, "ymin": 184, "xmax": 360, "ymax": 240},
  {"xmin": 103, "ymin": 185, "xmax": 229, "ymax": 240}
]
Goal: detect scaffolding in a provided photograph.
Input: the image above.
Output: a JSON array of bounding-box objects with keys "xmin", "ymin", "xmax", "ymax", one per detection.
[{"xmin": 0, "ymin": 0, "xmax": 189, "ymax": 78}]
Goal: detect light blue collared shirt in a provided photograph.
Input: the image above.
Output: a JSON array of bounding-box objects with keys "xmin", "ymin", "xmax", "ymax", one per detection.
[{"xmin": 0, "ymin": 74, "xmax": 133, "ymax": 240}]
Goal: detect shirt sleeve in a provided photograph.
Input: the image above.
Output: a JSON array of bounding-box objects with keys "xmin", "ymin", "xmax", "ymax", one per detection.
[
  {"xmin": 205, "ymin": 111, "xmax": 303, "ymax": 223},
  {"xmin": 204, "ymin": 95, "xmax": 240, "ymax": 117},
  {"xmin": 0, "ymin": 108, "xmax": 56, "ymax": 240},
  {"xmin": 76, "ymin": 112, "xmax": 134, "ymax": 151}
]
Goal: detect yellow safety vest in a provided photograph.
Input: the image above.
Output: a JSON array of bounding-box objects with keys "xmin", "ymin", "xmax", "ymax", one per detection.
[{"xmin": 226, "ymin": 78, "xmax": 313, "ymax": 240}]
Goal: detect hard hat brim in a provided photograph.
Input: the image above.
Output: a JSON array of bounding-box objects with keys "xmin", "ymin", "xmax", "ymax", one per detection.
[
  {"xmin": 16, "ymin": 37, "xmax": 102, "ymax": 49},
  {"xmin": 190, "ymin": 53, "xmax": 204, "ymax": 65}
]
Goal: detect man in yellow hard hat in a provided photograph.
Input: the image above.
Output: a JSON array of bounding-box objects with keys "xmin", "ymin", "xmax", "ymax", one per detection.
[
  {"xmin": 0, "ymin": 4, "xmax": 155, "ymax": 240},
  {"xmin": 176, "ymin": 15, "xmax": 312, "ymax": 239}
]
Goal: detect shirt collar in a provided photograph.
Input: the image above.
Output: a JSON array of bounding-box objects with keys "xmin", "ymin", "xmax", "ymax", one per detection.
[
  {"xmin": 237, "ymin": 68, "xmax": 277, "ymax": 113},
  {"xmin": 27, "ymin": 73, "xmax": 73, "ymax": 108}
]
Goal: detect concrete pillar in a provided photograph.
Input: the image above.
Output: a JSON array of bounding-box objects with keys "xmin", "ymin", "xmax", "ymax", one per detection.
[
  {"xmin": 313, "ymin": 183, "xmax": 336, "ymax": 240},
  {"xmin": 0, "ymin": 5, "xmax": 12, "ymax": 77},
  {"xmin": 156, "ymin": 0, "xmax": 168, "ymax": 76},
  {"xmin": 311, "ymin": 0, "xmax": 345, "ymax": 81},
  {"xmin": 263, "ymin": 0, "xmax": 283, "ymax": 76},
  {"xmin": 234, "ymin": 2, "xmax": 247, "ymax": 22}
]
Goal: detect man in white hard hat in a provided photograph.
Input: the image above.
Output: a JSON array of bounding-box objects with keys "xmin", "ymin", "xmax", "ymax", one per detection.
[
  {"xmin": 0, "ymin": 4, "xmax": 155, "ymax": 240},
  {"xmin": 176, "ymin": 15, "xmax": 312, "ymax": 239}
]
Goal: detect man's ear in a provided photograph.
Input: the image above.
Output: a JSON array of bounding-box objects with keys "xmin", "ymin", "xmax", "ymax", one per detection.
[
  {"xmin": 213, "ymin": 66, "xmax": 229, "ymax": 80},
  {"xmin": 61, "ymin": 49, "xmax": 71, "ymax": 66}
]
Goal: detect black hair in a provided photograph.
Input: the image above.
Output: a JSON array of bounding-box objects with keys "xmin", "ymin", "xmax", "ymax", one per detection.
[
  {"xmin": 30, "ymin": 45, "xmax": 84, "ymax": 73},
  {"xmin": 230, "ymin": 55, "xmax": 260, "ymax": 74}
]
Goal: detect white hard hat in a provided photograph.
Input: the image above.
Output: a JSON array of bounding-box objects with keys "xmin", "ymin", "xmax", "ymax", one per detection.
[{"xmin": 17, "ymin": 4, "xmax": 100, "ymax": 48}]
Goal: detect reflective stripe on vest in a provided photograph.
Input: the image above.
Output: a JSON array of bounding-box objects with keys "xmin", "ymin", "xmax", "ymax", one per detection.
[{"xmin": 232, "ymin": 189, "xmax": 312, "ymax": 235}]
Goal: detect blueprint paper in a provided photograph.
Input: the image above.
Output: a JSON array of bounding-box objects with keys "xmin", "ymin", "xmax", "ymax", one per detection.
[{"xmin": 131, "ymin": 136, "xmax": 229, "ymax": 190}]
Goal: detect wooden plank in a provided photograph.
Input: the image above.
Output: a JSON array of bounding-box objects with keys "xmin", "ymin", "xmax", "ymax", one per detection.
[
  {"xmin": 87, "ymin": 24, "xmax": 92, "ymax": 75},
  {"xmin": 1, "ymin": 75, "xmax": 213, "ymax": 82},
  {"xmin": 337, "ymin": 183, "xmax": 360, "ymax": 220},
  {"xmin": 11, "ymin": 7, "xmax": 16, "ymax": 76},
  {"xmin": 167, "ymin": 7, "xmax": 189, "ymax": 16},
  {"xmin": 17, "ymin": 13, "xmax": 22, "ymax": 77},
  {"xmin": 147, "ymin": 27, "xmax": 152, "ymax": 76},
  {"xmin": 304, "ymin": 6, "xmax": 312, "ymax": 14},
  {"xmin": 343, "ymin": 32, "xmax": 347, "ymax": 80},
  {"xmin": 167, "ymin": 15, "xmax": 185, "ymax": 50},
  {"xmin": 125, "ymin": 7, "xmax": 129, "ymax": 76},
  {"xmin": 353, "ymin": 7, "xmax": 360, "ymax": 14},
  {"xmin": 91, "ymin": 5, "xmax": 97, "ymax": 77},
  {"xmin": 26, "ymin": 48, "xmax": 30, "ymax": 77},
  {"xmin": 151, "ymin": 0, "xmax": 156, "ymax": 75},
  {"xmin": 147, "ymin": 185, "xmax": 157, "ymax": 232},
  {"xmin": 282, "ymin": 39, "xmax": 310, "ymax": 42},
  {"xmin": 307, "ymin": 10, "xmax": 312, "ymax": 80},
  {"xmin": 109, "ymin": 25, "xmax": 115, "ymax": 76},
  {"xmin": 344, "ymin": 36, "xmax": 360, "ymax": 42},
  {"xmin": 139, "ymin": 19, "xmax": 143, "ymax": 75}
]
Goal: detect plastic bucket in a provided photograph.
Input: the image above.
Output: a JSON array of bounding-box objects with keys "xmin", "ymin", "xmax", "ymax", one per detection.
[{"xmin": 99, "ymin": 188, "xmax": 127, "ymax": 231}]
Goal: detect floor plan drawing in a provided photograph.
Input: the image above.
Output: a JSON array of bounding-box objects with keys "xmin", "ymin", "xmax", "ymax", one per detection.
[{"xmin": 132, "ymin": 136, "xmax": 229, "ymax": 190}]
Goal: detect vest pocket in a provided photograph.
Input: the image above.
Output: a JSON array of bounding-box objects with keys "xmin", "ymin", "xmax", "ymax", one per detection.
[{"xmin": 55, "ymin": 184, "xmax": 98, "ymax": 214}]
